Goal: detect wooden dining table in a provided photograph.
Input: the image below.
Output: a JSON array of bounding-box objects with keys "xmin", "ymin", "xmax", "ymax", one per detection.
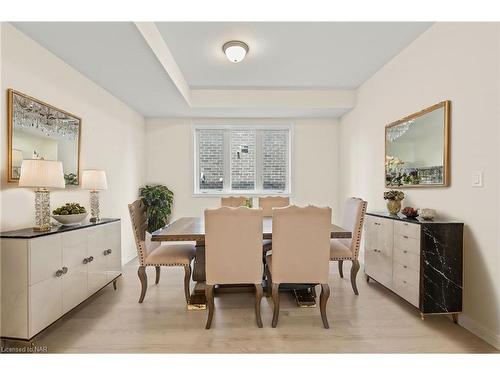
[{"xmin": 151, "ymin": 216, "xmax": 351, "ymax": 310}]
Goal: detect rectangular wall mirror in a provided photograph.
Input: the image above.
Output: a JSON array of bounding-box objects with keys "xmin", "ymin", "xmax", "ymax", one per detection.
[
  {"xmin": 385, "ymin": 101, "xmax": 450, "ymax": 188},
  {"xmin": 7, "ymin": 89, "xmax": 81, "ymax": 185}
]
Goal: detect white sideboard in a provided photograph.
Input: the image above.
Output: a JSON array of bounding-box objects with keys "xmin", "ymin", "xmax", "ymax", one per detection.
[
  {"xmin": 1, "ymin": 219, "xmax": 121, "ymax": 340},
  {"xmin": 364, "ymin": 212, "xmax": 463, "ymax": 321}
]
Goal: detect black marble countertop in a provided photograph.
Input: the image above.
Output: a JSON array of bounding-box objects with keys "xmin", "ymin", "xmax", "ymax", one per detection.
[
  {"xmin": 0, "ymin": 218, "xmax": 121, "ymax": 239},
  {"xmin": 366, "ymin": 211, "xmax": 463, "ymax": 225}
]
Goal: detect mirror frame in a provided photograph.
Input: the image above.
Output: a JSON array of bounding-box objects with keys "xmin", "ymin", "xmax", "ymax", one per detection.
[
  {"xmin": 7, "ymin": 89, "xmax": 82, "ymax": 184},
  {"xmin": 384, "ymin": 100, "xmax": 450, "ymax": 188}
]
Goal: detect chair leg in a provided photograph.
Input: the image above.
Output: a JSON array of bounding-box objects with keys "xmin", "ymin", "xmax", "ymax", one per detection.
[
  {"xmin": 184, "ymin": 264, "xmax": 192, "ymax": 304},
  {"xmin": 255, "ymin": 284, "xmax": 263, "ymax": 328},
  {"xmin": 205, "ymin": 284, "xmax": 215, "ymax": 329},
  {"xmin": 265, "ymin": 264, "xmax": 273, "ymax": 297},
  {"xmin": 271, "ymin": 283, "xmax": 280, "ymax": 328},
  {"xmin": 320, "ymin": 283, "xmax": 330, "ymax": 329},
  {"xmin": 350, "ymin": 259, "xmax": 360, "ymax": 295},
  {"xmin": 155, "ymin": 266, "xmax": 160, "ymax": 284},
  {"xmin": 138, "ymin": 266, "xmax": 147, "ymax": 303},
  {"xmin": 338, "ymin": 260, "xmax": 344, "ymax": 278}
]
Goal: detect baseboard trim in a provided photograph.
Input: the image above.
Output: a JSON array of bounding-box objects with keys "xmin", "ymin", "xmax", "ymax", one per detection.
[{"xmin": 459, "ymin": 314, "xmax": 500, "ymax": 350}]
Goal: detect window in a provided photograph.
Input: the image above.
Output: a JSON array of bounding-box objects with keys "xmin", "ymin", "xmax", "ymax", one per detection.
[{"xmin": 194, "ymin": 125, "xmax": 292, "ymax": 195}]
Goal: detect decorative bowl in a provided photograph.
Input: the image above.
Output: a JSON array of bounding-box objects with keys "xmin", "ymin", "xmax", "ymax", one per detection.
[
  {"xmin": 402, "ymin": 206, "xmax": 419, "ymax": 218},
  {"xmin": 51, "ymin": 213, "xmax": 88, "ymax": 226},
  {"xmin": 418, "ymin": 208, "xmax": 436, "ymax": 220}
]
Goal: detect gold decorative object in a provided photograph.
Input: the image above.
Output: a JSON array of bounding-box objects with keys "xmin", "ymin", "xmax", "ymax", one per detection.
[
  {"xmin": 385, "ymin": 101, "xmax": 450, "ymax": 188},
  {"xmin": 7, "ymin": 89, "xmax": 81, "ymax": 185}
]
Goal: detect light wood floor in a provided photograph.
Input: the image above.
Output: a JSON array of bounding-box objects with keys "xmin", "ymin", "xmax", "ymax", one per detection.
[{"xmin": 4, "ymin": 258, "xmax": 498, "ymax": 353}]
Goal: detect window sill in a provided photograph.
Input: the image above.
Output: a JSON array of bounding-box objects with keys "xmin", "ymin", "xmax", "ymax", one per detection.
[{"xmin": 193, "ymin": 191, "xmax": 291, "ymax": 198}]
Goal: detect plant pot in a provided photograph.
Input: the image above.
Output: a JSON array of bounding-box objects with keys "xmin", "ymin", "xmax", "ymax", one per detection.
[{"xmin": 386, "ymin": 200, "xmax": 402, "ymax": 215}]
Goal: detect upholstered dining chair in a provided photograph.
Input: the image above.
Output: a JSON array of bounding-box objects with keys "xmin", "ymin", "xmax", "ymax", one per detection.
[
  {"xmin": 330, "ymin": 197, "xmax": 368, "ymax": 295},
  {"xmin": 266, "ymin": 206, "xmax": 332, "ymax": 328},
  {"xmin": 128, "ymin": 199, "xmax": 195, "ymax": 304},
  {"xmin": 259, "ymin": 196, "xmax": 290, "ymax": 252},
  {"xmin": 204, "ymin": 207, "xmax": 264, "ymax": 329},
  {"xmin": 221, "ymin": 196, "xmax": 248, "ymax": 207},
  {"xmin": 258, "ymin": 196, "xmax": 289, "ymax": 216}
]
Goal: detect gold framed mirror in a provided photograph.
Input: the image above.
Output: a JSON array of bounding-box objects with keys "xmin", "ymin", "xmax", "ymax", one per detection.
[
  {"xmin": 385, "ymin": 101, "xmax": 450, "ymax": 188},
  {"xmin": 7, "ymin": 89, "xmax": 82, "ymax": 185}
]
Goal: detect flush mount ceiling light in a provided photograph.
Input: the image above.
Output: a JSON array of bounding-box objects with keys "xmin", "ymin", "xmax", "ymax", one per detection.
[{"xmin": 222, "ymin": 41, "xmax": 249, "ymax": 63}]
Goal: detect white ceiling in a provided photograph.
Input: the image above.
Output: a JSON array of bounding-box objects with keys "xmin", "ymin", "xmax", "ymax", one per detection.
[
  {"xmin": 157, "ymin": 22, "xmax": 432, "ymax": 89},
  {"xmin": 11, "ymin": 22, "xmax": 432, "ymax": 118}
]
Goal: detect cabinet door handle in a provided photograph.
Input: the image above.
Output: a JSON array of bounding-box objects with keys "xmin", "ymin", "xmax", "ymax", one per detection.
[
  {"xmin": 108, "ymin": 249, "xmax": 112, "ymax": 254},
  {"xmin": 103, "ymin": 249, "xmax": 112, "ymax": 255},
  {"xmin": 62, "ymin": 266, "xmax": 68, "ymax": 274},
  {"xmin": 88, "ymin": 256, "xmax": 94, "ymax": 262},
  {"xmin": 55, "ymin": 269, "xmax": 63, "ymax": 277},
  {"xmin": 403, "ymin": 280, "xmax": 407, "ymax": 284},
  {"xmin": 403, "ymin": 235, "xmax": 409, "ymax": 239},
  {"xmin": 83, "ymin": 258, "xmax": 89, "ymax": 264},
  {"xmin": 403, "ymin": 265, "xmax": 408, "ymax": 269}
]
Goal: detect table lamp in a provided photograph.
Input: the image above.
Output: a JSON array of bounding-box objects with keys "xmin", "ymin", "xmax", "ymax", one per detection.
[
  {"xmin": 82, "ymin": 170, "xmax": 108, "ymax": 222},
  {"xmin": 19, "ymin": 160, "xmax": 65, "ymax": 231}
]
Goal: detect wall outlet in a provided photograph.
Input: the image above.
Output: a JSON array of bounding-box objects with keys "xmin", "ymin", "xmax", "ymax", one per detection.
[{"xmin": 472, "ymin": 171, "xmax": 483, "ymax": 187}]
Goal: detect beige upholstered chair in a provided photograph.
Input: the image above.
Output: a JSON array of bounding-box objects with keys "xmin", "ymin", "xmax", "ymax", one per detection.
[
  {"xmin": 128, "ymin": 199, "xmax": 195, "ymax": 304},
  {"xmin": 221, "ymin": 196, "xmax": 248, "ymax": 208},
  {"xmin": 266, "ymin": 206, "xmax": 332, "ymax": 328},
  {"xmin": 330, "ymin": 197, "xmax": 367, "ymax": 295},
  {"xmin": 259, "ymin": 196, "xmax": 289, "ymax": 251},
  {"xmin": 204, "ymin": 207, "xmax": 264, "ymax": 329},
  {"xmin": 259, "ymin": 196, "xmax": 289, "ymax": 216}
]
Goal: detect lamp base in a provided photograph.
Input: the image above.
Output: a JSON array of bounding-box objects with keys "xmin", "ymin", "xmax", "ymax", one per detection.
[{"xmin": 89, "ymin": 217, "xmax": 100, "ymax": 223}]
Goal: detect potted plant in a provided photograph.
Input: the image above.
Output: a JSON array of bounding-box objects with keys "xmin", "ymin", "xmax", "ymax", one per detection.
[
  {"xmin": 383, "ymin": 190, "xmax": 405, "ymax": 215},
  {"xmin": 139, "ymin": 185, "xmax": 174, "ymax": 233}
]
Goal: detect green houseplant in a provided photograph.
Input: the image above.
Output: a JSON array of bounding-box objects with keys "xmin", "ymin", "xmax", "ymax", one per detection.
[{"xmin": 139, "ymin": 185, "xmax": 174, "ymax": 233}]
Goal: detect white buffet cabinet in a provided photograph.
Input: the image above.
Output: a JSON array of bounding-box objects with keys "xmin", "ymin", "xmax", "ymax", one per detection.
[{"xmin": 1, "ymin": 219, "xmax": 121, "ymax": 340}]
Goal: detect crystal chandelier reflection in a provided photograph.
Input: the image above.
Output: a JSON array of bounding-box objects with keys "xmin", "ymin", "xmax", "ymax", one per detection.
[
  {"xmin": 12, "ymin": 94, "xmax": 80, "ymax": 140},
  {"xmin": 387, "ymin": 119, "xmax": 415, "ymax": 142}
]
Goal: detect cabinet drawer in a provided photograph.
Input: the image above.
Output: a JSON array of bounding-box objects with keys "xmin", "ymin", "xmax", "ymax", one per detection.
[
  {"xmin": 393, "ymin": 260, "xmax": 419, "ymax": 287},
  {"xmin": 29, "ymin": 235, "xmax": 62, "ymax": 286},
  {"xmin": 394, "ymin": 221, "xmax": 420, "ymax": 239},
  {"xmin": 394, "ymin": 233, "xmax": 420, "ymax": 256},
  {"xmin": 393, "ymin": 276, "xmax": 419, "ymax": 307},
  {"xmin": 393, "ymin": 246, "xmax": 420, "ymax": 271}
]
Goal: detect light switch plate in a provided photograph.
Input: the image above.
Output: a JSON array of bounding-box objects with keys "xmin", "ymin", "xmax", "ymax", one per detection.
[{"xmin": 472, "ymin": 171, "xmax": 483, "ymax": 187}]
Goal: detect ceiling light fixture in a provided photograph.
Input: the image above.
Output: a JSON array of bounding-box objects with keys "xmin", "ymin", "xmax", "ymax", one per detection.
[{"xmin": 222, "ymin": 41, "xmax": 249, "ymax": 63}]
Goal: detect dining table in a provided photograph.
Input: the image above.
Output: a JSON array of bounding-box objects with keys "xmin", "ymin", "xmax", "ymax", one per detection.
[{"xmin": 151, "ymin": 216, "xmax": 352, "ymax": 310}]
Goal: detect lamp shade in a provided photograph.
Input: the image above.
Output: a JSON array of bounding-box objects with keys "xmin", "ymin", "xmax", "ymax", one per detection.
[
  {"xmin": 82, "ymin": 170, "xmax": 108, "ymax": 190},
  {"xmin": 19, "ymin": 160, "xmax": 65, "ymax": 188}
]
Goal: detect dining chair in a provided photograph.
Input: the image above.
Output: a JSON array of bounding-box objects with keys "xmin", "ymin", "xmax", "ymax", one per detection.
[
  {"xmin": 258, "ymin": 196, "xmax": 289, "ymax": 216},
  {"xmin": 330, "ymin": 197, "xmax": 368, "ymax": 295},
  {"xmin": 204, "ymin": 207, "xmax": 264, "ymax": 329},
  {"xmin": 259, "ymin": 196, "xmax": 290, "ymax": 252},
  {"xmin": 128, "ymin": 199, "xmax": 195, "ymax": 304},
  {"xmin": 266, "ymin": 205, "xmax": 332, "ymax": 328},
  {"xmin": 221, "ymin": 196, "xmax": 248, "ymax": 207}
]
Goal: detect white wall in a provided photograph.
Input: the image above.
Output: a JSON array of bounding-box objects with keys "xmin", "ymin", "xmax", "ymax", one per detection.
[
  {"xmin": 146, "ymin": 118, "xmax": 341, "ymax": 222},
  {"xmin": 339, "ymin": 22, "xmax": 500, "ymax": 348},
  {"xmin": 0, "ymin": 23, "xmax": 146, "ymax": 263}
]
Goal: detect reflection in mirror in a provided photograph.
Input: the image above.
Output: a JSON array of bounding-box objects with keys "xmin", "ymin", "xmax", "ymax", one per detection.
[
  {"xmin": 385, "ymin": 101, "xmax": 449, "ymax": 187},
  {"xmin": 8, "ymin": 90, "xmax": 81, "ymax": 185}
]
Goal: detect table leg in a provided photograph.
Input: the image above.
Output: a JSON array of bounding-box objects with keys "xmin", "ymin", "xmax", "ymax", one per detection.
[{"xmin": 188, "ymin": 241, "xmax": 207, "ymax": 310}]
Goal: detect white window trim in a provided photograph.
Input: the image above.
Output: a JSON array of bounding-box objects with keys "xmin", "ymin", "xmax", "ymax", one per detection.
[{"xmin": 192, "ymin": 124, "xmax": 294, "ymax": 197}]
